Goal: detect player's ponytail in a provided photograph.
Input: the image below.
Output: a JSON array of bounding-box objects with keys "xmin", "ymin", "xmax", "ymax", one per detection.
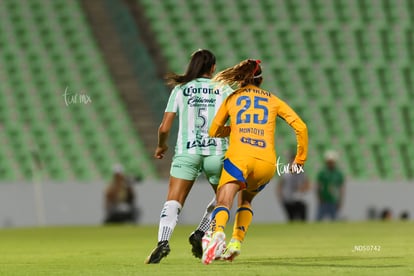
[
  {"xmin": 166, "ymin": 49, "xmax": 216, "ymax": 86},
  {"xmin": 213, "ymin": 59, "xmax": 263, "ymax": 88}
]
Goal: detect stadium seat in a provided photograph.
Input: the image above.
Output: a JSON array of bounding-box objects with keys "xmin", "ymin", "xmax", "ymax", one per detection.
[
  {"xmin": 0, "ymin": 0, "xmax": 156, "ymax": 181},
  {"xmin": 9, "ymin": 0, "xmax": 409, "ymax": 181},
  {"xmin": 136, "ymin": 0, "xmax": 414, "ymax": 179}
]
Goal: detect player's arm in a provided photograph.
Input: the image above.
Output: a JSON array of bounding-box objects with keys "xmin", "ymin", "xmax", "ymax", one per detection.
[
  {"xmin": 209, "ymin": 123, "xmax": 231, "ymax": 137},
  {"xmin": 277, "ymin": 99, "xmax": 308, "ymax": 166},
  {"xmin": 105, "ymin": 187, "xmax": 115, "ymax": 211},
  {"xmin": 338, "ymin": 175, "xmax": 345, "ymax": 210},
  {"xmin": 316, "ymin": 172, "xmax": 323, "ymax": 203},
  {"xmin": 276, "ymin": 177, "xmax": 284, "ymax": 202},
  {"xmin": 155, "ymin": 87, "xmax": 179, "ymax": 159},
  {"xmin": 209, "ymin": 100, "xmax": 230, "ymax": 137},
  {"xmin": 155, "ymin": 112, "xmax": 176, "ymax": 159}
]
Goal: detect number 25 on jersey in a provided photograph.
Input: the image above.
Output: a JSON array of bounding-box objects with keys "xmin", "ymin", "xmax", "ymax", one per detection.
[{"xmin": 236, "ymin": 96, "xmax": 268, "ymax": 125}]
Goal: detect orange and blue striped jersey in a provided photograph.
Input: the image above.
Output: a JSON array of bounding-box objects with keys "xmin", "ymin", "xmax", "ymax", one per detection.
[{"xmin": 209, "ymin": 84, "xmax": 308, "ymax": 165}]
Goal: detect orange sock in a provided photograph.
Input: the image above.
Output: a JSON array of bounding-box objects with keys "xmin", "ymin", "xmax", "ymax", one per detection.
[
  {"xmin": 232, "ymin": 204, "xmax": 253, "ymax": 241},
  {"xmin": 211, "ymin": 206, "xmax": 230, "ymax": 233}
]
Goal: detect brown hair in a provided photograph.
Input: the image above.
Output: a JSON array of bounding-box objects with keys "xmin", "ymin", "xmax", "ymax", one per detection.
[
  {"xmin": 212, "ymin": 59, "xmax": 263, "ymax": 88},
  {"xmin": 165, "ymin": 49, "xmax": 216, "ymax": 86}
]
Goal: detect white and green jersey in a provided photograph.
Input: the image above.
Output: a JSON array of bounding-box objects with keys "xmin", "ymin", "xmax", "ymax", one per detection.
[{"xmin": 165, "ymin": 78, "xmax": 233, "ymax": 155}]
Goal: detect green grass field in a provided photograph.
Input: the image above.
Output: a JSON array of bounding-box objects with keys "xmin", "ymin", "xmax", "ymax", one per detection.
[{"xmin": 1, "ymin": 222, "xmax": 413, "ymax": 275}]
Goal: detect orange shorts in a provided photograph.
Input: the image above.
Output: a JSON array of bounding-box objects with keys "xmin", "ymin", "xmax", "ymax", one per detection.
[{"xmin": 218, "ymin": 156, "xmax": 276, "ymax": 193}]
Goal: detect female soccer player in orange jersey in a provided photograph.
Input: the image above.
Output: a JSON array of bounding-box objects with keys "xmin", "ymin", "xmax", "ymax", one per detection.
[{"xmin": 202, "ymin": 59, "xmax": 308, "ymax": 264}]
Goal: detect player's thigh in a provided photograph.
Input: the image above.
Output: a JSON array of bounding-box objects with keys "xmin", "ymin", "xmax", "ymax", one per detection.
[
  {"xmin": 250, "ymin": 159, "xmax": 275, "ymax": 185},
  {"xmin": 170, "ymin": 153, "xmax": 203, "ymax": 181},
  {"xmin": 245, "ymin": 158, "xmax": 276, "ymax": 193},
  {"xmin": 218, "ymin": 157, "xmax": 249, "ymax": 190},
  {"xmin": 202, "ymin": 154, "xmax": 225, "ymax": 185}
]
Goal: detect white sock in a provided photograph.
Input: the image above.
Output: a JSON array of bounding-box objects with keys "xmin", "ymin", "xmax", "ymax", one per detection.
[
  {"xmin": 158, "ymin": 200, "xmax": 182, "ymax": 242},
  {"xmin": 196, "ymin": 196, "xmax": 216, "ymax": 233}
]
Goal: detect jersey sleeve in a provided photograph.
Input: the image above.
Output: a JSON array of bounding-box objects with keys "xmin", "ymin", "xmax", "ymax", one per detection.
[
  {"xmin": 209, "ymin": 98, "xmax": 230, "ymax": 137},
  {"xmin": 277, "ymin": 98, "xmax": 308, "ymax": 165},
  {"xmin": 165, "ymin": 86, "xmax": 180, "ymax": 113},
  {"xmin": 276, "ymin": 98, "xmax": 300, "ymax": 124}
]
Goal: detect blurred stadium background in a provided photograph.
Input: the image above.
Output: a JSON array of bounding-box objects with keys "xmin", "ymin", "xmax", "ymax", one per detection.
[{"xmin": 0, "ymin": 0, "xmax": 413, "ymax": 228}]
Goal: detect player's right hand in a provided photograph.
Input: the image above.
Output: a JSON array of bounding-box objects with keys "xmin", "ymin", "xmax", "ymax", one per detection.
[{"xmin": 290, "ymin": 162, "xmax": 304, "ymax": 174}]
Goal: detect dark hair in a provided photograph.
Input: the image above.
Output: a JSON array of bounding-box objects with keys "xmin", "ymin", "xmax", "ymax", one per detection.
[
  {"xmin": 165, "ymin": 49, "xmax": 216, "ymax": 86},
  {"xmin": 212, "ymin": 59, "xmax": 263, "ymax": 88},
  {"xmin": 400, "ymin": 211, "xmax": 409, "ymax": 220},
  {"xmin": 380, "ymin": 208, "xmax": 392, "ymax": 220}
]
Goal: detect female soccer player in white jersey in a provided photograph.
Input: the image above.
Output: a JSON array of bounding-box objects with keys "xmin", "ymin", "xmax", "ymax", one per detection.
[{"xmin": 145, "ymin": 49, "xmax": 233, "ymax": 264}]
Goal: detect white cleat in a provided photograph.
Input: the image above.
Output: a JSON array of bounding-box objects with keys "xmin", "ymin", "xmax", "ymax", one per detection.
[
  {"xmin": 201, "ymin": 232, "xmax": 226, "ymax": 265},
  {"xmin": 201, "ymin": 230, "xmax": 212, "ymax": 252}
]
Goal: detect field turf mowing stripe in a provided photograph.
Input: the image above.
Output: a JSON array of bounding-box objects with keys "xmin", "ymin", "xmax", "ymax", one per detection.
[{"xmin": 0, "ymin": 222, "xmax": 413, "ymax": 275}]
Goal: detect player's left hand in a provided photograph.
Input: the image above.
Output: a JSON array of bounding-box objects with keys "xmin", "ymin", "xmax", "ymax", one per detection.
[{"xmin": 154, "ymin": 145, "xmax": 168, "ymax": 159}]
